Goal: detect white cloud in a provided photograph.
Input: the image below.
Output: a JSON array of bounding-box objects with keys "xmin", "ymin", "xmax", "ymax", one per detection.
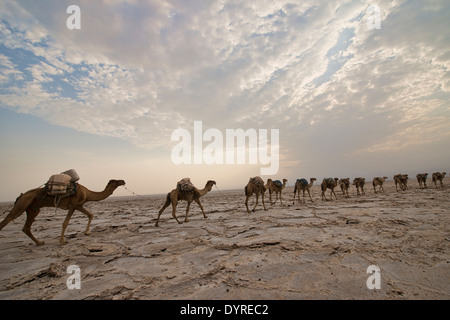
[{"xmin": 0, "ymin": 0, "xmax": 449, "ymax": 167}]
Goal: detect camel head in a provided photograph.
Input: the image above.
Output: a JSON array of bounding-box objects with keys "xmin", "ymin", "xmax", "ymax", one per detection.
[
  {"xmin": 200, "ymin": 180, "xmax": 216, "ymax": 193},
  {"xmin": 107, "ymin": 180, "xmax": 126, "ymax": 189},
  {"xmin": 206, "ymin": 180, "xmax": 216, "ymax": 189},
  {"xmin": 310, "ymin": 178, "xmax": 317, "ymax": 182}
]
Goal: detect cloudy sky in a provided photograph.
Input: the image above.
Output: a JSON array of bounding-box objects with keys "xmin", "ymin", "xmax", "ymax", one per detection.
[{"xmin": 0, "ymin": 0, "xmax": 449, "ymax": 201}]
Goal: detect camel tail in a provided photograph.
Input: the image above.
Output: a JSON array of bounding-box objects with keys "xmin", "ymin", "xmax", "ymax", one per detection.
[
  {"xmin": 293, "ymin": 183, "xmax": 298, "ymax": 194},
  {"xmin": 0, "ymin": 210, "xmax": 18, "ymax": 231},
  {"xmin": 0, "ymin": 193, "xmax": 29, "ymax": 231}
]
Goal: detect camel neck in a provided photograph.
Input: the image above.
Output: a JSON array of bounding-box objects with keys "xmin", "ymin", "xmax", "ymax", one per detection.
[
  {"xmin": 84, "ymin": 186, "xmax": 115, "ymax": 201},
  {"xmin": 198, "ymin": 185, "xmax": 212, "ymax": 196}
]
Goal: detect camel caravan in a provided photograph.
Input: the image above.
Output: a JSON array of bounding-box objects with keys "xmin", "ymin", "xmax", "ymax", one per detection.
[{"xmin": 0, "ymin": 168, "xmax": 447, "ymax": 245}]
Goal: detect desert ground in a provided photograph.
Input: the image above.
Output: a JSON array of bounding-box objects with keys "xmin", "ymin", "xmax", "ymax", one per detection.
[{"xmin": 0, "ymin": 178, "xmax": 449, "ymax": 300}]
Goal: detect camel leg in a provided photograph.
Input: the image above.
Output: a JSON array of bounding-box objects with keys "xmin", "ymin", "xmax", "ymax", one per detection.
[
  {"xmin": 60, "ymin": 207, "xmax": 76, "ymax": 245},
  {"xmin": 194, "ymin": 198, "xmax": 207, "ymax": 219},
  {"xmin": 171, "ymin": 200, "xmax": 182, "ymax": 224},
  {"xmin": 262, "ymin": 193, "xmax": 267, "ymax": 211},
  {"xmin": 331, "ymin": 189, "xmax": 337, "ymax": 200},
  {"xmin": 184, "ymin": 201, "xmax": 192, "ymax": 223},
  {"xmin": 322, "ymin": 190, "xmax": 327, "ymax": 201},
  {"xmin": 269, "ymin": 191, "xmax": 273, "ymax": 205},
  {"xmin": 307, "ymin": 189, "xmax": 313, "ymax": 202},
  {"xmin": 23, "ymin": 208, "xmax": 44, "ymax": 246},
  {"xmin": 155, "ymin": 197, "xmax": 171, "ymax": 227},
  {"xmin": 77, "ymin": 206, "xmax": 94, "ymax": 236},
  {"xmin": 279, "ymin": 192, "xmax": 283, "ymax": 205},
  {"xmin": 252, "ymin": 194, "xmax": 259, "ymax": 212},
  {"xmin": 245, "ymin": 196, "xmax": 250, "ymax": 213}
]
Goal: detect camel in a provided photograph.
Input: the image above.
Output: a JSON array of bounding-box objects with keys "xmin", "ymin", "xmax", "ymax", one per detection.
[
  {"xmin": 244, "ymin": 176, "xmax": 267, "ymax": 213},
  {"xmin": 266, "ymin": 178, "xmax": 287, "ymax": 205},
  {"xmin": 353, "ymin": 177, "xmax": 366, "ymax": 196},
  {"xmin": 0, "ymin": 179, "xmax": 125, "ymax": 245},
  {"xmin": 372, "ymin": 177, "xmax": 388, "ymax": 193},
  {"xmin": 321, "ymin": 178, "xmax": 339, "ymax": 201},
  {"xmin": 432, "ymin": 172, "xmax": 446, "ymax": 188},
  {"xmin": 394, "ymin": 174, "xmax": 408, "ymax": 191},
  {"xmin": 293, "ymin": 178, "xmax": 316, "ymax": 204},
  {"xmin": 339, "ymin": 178, "xmax": 351, "ymax": 198},
  {"xmin": 416, "ymin": 173, "xmax": 428, "ymax": 189},
  {"xmin": 155, "ymin": 179, "xmax": 216, "ymax": 227}
]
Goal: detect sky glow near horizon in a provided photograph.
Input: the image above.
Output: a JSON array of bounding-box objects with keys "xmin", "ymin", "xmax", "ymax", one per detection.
[{"xmin": 0, "ymin": 0, "xmax": 449, "ymax": 201}]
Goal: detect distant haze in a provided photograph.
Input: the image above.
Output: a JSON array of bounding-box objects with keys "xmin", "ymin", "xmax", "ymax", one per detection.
[{"xmin": 0, "ymin": 1, "xmax": 449, "ymax": 201}]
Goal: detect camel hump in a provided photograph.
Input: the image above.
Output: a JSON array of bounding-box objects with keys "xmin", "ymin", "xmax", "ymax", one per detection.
[
  {"xmin": 273, "ymin": 180, "xmax": 282, "ymax": 188},
  {"xmin": 177, "ymin": 178, "xmax": 194, "ymax": 192},
  {"xmin": 249, "ymin": 176, "xmax": 265, "ymax": 188},
  {"xmin": 297, "ymin": 178, "xmax": 308, "ymax": 186}
]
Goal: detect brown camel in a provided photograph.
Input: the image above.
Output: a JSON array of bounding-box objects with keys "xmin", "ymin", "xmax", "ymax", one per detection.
[
  {"xmin": 0, "ymin": 179, "xmax": 125, "ymax": 245},
  {"xmin": 432, "ymin": 172, "xmax": 446, "ymax": 188},
  {"xmin": 339, "ymin": 178, "xmax": 351, "ymax": 198},
  {"xmin": 321, "ymin": 178, "xmax": 339, "ymax": 201},
  {"xmin": 416, "ymin": 173, "xmax": 428, "ymax": 189},
  {"xmin": 353, "ymin": 177, "xmax": 366, "ymax": 196},
  {"xmin": 293, "ymin": 178, "xmax": 316, "ymax": 204},
  {"xmin": 155, "ymin": 179, "xmax": 216, "ymax": 227},
  {"xmin": 266, "ymin": 178, "xmax": 287, "ymax": 205},
  {"xmin": 244, "ymin": 176, "xmax": 267, "ymax": 213},
  {"xmin": 372, "ymin": 176, "xmax": 388, "ymax": 193},
  {"xmin": 394, "ymin": 174, "xmax": 408, "ymax": 191}
]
